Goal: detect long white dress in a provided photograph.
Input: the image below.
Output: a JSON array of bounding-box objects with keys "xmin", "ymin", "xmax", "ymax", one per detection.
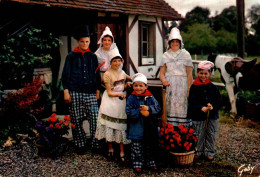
[
  {"xmin": 95, "ymin": 69, "xmax": 130, "ymax": 144},
  {"xmin": 160, "ymin": 49, "xmax": 193, "ymax": 127}
]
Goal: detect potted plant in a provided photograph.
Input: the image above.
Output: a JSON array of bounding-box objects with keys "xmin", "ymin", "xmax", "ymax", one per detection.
[
  {"xmin": 159, "ymin": 123, "xmax": 198, "ymax": 165},
  {"xmin": 34, "ymin": 113, "xmax": 75, "ymax": 158}
]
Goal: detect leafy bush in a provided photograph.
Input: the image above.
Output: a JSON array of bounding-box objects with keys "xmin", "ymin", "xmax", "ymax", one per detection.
[
  {"xmin": 0, "ymin": 27, "xmax": 61, "ymax": 89},
  {"xmin": 0, "ymin": 76, "xmax": 44, "ymax": 145}
]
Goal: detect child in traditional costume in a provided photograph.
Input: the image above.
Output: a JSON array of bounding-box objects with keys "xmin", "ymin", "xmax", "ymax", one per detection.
[
  {"xmin": 187, "ymin": 61, "xmax": 221, "ymax": 160},
  {"xmin": 61, "ymin": 25, "xmax": 101, "ymax": 154},
  {"xmin": 95, "ymin": 50, "xmax": 131, "ymax": 162},
  {"xmin": 126, "ymin": 73, "xmax": 161, "ymax": 173},
  {"xmin": 159, "ymin": 27, "xmax": 193, "ymax": 127}
]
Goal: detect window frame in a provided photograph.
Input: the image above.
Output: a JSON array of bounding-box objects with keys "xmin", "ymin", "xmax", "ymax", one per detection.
[{"xmin": 138, "ymin": 21, "xmax": 156, "ymax": 66}]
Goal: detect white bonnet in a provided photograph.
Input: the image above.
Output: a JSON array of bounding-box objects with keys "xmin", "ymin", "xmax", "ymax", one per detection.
[
  {"xmin": 108, "ymin": 48, "xmax": 122, "ymax": 63},
  {"xmin": 132, "ymin": 73, "xmax": 147, "ymax": 85},
  {"xmin": 97, "ymin": 26, "xmax": 114, "ymax": 45},
  {"xmin": 168, "ymin": 27, "xmax": 184, "ymax": 49}
]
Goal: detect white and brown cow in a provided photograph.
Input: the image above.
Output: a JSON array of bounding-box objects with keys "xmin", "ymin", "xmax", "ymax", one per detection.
[{"xmin": 208, "ymin": 54, "xmax": 259, "ymax": 114}]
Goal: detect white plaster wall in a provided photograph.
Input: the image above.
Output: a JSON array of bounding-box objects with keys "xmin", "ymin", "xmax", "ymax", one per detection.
[
  {"xmin": 128, "ymin": 15, "xmax": 164, "ymax": 78},
  {"xmin": 58, "ymin": 36, "xmax": 78, "ymax": 80},
  {"xmin": 58, "ymin": 36, "xmax": 68, "ymax": 80}
]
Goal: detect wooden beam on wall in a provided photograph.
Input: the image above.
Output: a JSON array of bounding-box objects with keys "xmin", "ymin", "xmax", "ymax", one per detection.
[
  {"xmin": 129, "ymin": 15, "xmax": 139, "ymax": 33},
  {"xmin": 126, "ymin": 15, "xmax": 139, "ymax": 74},
  {"xmin": 129, "ymin": 56, "xmax": 138, "ymax": 73},
  {"xmin": 125, "ymin": 18, "xmax": 130, "ymax": 75},
  {"xmin": 155, "ymin": 17, "xmax": 163, "ymax": 39}
]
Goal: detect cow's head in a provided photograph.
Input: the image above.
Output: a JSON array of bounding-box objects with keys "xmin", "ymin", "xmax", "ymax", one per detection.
[{"xmin": 225, "ymin": 58, "xmax": 257, "ymax": 76}]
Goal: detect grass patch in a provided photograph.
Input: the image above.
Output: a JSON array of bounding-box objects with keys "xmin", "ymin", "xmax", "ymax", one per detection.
[{"xmin": 219, "ymin": 110, "xmax": 235, "ymax": 125}]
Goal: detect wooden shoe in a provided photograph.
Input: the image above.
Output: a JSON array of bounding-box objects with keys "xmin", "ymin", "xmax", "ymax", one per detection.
[
  {"xmin": 107, "ymin": 152, "xmax": 114, "ymax": 161},
  {"xmin": 206, "ymin": 156, "xmax": 214, "ymax": 161},
  {"xmin": 134, "ymin": 168, "xmax": 142, "ymax": 173},
  {"xmin": 150, "ymin": 165, "xmax": 158, "ymax": 172}
]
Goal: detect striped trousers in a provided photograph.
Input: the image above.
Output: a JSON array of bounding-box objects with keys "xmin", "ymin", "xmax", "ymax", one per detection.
[
  {"xmin": 192, "ymin": 119, "xmax": 219, "ymax": 157},
  {"xmin": 69, "ymin": 91, "xmax": 99, "ymax": 149},
  {"xmin": 131, "ymin": 140, "xmax": 156, "ymax": 168}
]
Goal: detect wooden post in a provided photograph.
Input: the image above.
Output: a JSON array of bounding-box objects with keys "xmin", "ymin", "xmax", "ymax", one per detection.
[
  {"xmin": 125, "ymin": 17, "xmax": 130, "ymax": 75},
  {"xmin": 236, "ymin": 0, "xmax": 245, "ymax": 58},
  {"xmin": 161, "ymin": 86, "xmax": 167, "ymax": 127},
  {"xmin": 194, "ymin": 54, "xmax": 198, "ymax": 76}
]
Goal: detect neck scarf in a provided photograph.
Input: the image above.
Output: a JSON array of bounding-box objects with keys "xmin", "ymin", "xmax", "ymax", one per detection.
[
  {"xmin": 193, "ymin": 77, "xmax": 212, "ymax": 85},
  {"xmin": 73, "ymin": 46, "xmax": 91, "ymax": 56},
  {"xmin": 131, "ymin": 90, "xmax": 153, "ymax": 96}
]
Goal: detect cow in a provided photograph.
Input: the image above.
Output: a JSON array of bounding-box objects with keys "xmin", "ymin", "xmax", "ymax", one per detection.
[{"xmin": 208, "ymin": 54, "xmax": 259, "ymax": 114}]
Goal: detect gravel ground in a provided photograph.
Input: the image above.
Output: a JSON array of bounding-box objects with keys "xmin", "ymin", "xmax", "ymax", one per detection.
[{"xmin": 0, "ymin": 122, "xmax": 259, "ymax": 177}]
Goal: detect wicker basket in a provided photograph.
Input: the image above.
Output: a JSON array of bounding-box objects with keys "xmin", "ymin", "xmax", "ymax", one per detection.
[{"xmin": 170, "ymin": 150, "xmax": 195, "ymax": 165}]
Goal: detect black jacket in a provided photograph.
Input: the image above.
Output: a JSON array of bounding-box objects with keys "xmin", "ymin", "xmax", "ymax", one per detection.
[
  {"xmin": 61, "ymin": 51, "xmax": 101, "ymax": 93},
  {"xmin": 187, "ymin": 82, "xmax": 221, "ymax": 121}
]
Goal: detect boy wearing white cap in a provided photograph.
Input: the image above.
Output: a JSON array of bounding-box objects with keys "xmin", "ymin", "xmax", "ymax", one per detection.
[
  {"xmin": 126, "ymin": 73, "xmax": 161, "ymax": 173},
  {"xmin": 187, "ymin": 61, "xmax": 221, "ymax": 161}
]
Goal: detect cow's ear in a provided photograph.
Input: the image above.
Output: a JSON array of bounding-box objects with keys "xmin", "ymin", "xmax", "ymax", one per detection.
[
  {"xmin": 240, "ymin": 58, "xmax": 257, "ymax": 74},
  {"xmin": 225, "ymin": 61, "xmax": 235, "ymax": 75},
  {"xmin": 252, "ymin": 58, "xmax": 257, "ymax": 65}
]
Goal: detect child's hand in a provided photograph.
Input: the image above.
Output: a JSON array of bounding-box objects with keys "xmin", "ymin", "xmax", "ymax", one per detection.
[
  {"xmin": 207, "ymin": 103, "xmax": 213, "ymax": 110},
  {"xmin": 119, "ymin": 94, "xmax": 126, "ymax": 100},
  {"xmin": 125, "ymin": 82, "xmax": 132, "ymax": 89},
  {"xmin": 64, "ymin": 90, "xmax": 72, "ymax": 104},
  {"xmin": 201, "ymin": 106, "xmax": 208, "ymax": 113},
  {"xmin": 162, "ymin": 80, "xmax": 170, "ymax": 86},
  {"xmin": 140, "ymin": 105, "xmax": 149, "ymax": 111},
  {"xmin": 140, "ymin": 110, "xmax": 150, "ymax": 117},
  {"xmin": 96, "ymin": 90, "xmax": 100, "ymax": 100}
]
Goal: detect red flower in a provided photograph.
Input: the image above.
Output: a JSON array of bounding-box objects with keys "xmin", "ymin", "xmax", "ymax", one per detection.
[
  {"xmin": 188, "ymin": 128, "xmax": 194, "ymax": 134},
  {"xmin": 71, "ymin": 123, "xmax": 76, "ymax": 129},
  {"xmin": 165, "ymin": 145, "xmax": 170, "ymax": 150},
  {"xmin": 64, "ymin": 115, "xmax": 71, "ymax": 121},
  {"xmin": 167, "ymin": 127, "xmax": 174, "ymax": 134},
  {"xmin": 186, "ymin": 145, "xmax": 191, "ymax": 151},
  {"xmin": 170, "ymin": 144, "xmax": 175, "ymax": 148},
  {"xmin": 184, "ymin": 141, "xmax": 189, "ymax": 147},
  {"xmin": 176, "ymin": 137, "xmax": 181, "ymax": 143},
  {"xmin": 167, "ymin": 123, "xmax": 174, "ymax": 129},
  {"xmin": 169, "ymin": 139, "xmax": 174, "ymax": 143},
  {"xmin": 178, "ymin": 124, "xmax": 184, "ymax": 130},
  {"xmin": 180, "ymin": 127, "xmax": 188, "ymax": 134},
  {"xmin": 55, "ymin": 123, "xmax": 61, "ymax": 129},
  {"xmin": 49, "ymin": 124, "xmax": 53, "ymax": 128},
  {"xmin": 48, "ymin": 116, "xmax": 57, "ymax": 123},
  {"xmin": 50, "ymin": 113, "xmax": 57, "ymax": 118}
]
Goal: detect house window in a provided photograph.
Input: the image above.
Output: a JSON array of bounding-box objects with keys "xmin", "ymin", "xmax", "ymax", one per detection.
[{"xmin": 139, "ymin": 21, "xmax": 156, "ymax": 66}]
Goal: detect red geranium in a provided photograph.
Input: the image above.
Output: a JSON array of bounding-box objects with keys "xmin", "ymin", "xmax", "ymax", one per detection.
[{"xmin": 160, "ymin": 123, "xmax": 198, "ymax": 153}]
